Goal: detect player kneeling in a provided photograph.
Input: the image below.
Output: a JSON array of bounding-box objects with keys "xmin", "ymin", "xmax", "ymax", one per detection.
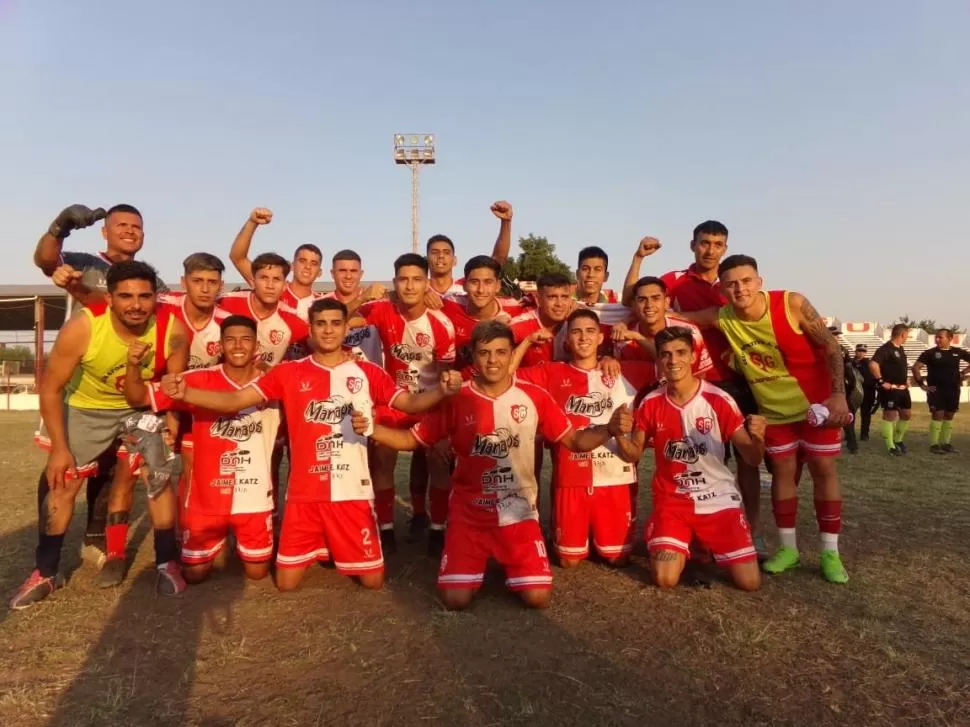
[
  {"xmin": 353, "ymin": 320, "xmax": 627, "ymax": 610},
  {"xmin": 615, "ymin": 327, "xmax": 765, "ymax": 591},
  {"xmin": 125, "ymin": 315, "xmax": 278, "ymax": 583}
]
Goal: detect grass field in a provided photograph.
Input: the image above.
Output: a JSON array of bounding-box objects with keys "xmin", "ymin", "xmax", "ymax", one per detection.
[{"xmin": 1, "ymin": 410, "xmax": 969, "ymax": 726}]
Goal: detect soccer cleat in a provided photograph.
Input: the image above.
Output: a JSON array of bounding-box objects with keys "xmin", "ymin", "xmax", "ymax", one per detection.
[
  {"xmin": 820, "ymin": 550, "xmax": 849, "ymax": 584},
  {"xmin": 9, "ymin": 570, "xmax": 60, "ymax": 610},
  {"xmin": 379, "ymin": 528, "xmax": 397, "ymax": 555},
  {"xmin": 753, "ymin": 535, "xmax": 770, "ymax": 562},
  {"xmin": 894, "ymin": 442, "xmax": 908, "ymax": 454},
  {"xmin": 888, "ymin": 447, "xmax": 902, "ymax": 457},
  {"xmin": 930, "ymin": 444, "xmax": 944, "ymax": 455},
  {"xmin": 80, "ymin": 533, "xmax": 107, "ymax": 566},
  {"xmin": 427, "ymin": 529, "xmax": 445, "ymax": 559},
  {"xmin": 156, "ymin": 561, "xmax": 187, "ymax": 596},
  {"xmin": 859, "ymin": 434, "xmax": 869, "ymax": 442},
  {"xmin": 405, "ymin": 513, "xmax": 430, "ymax": 543},
  {"xmin": 942, "ymin": 444, "xmax": 958, "ymax": 454},
  {"xmin": 96, "ymin": 557, "xmax": 128, "ymax": 588},
  {"xmin": 761, "ymin": 545, "xmax": 800, "ymax": 574}
]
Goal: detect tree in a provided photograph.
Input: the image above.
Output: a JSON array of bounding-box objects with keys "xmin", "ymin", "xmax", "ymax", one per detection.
[
  {"xmin": 0, "ymin": 344, "xmax": 35, "ymax": 363},
  {"xmin": 503, "ymin": 234, "xmax": 574, "ymax": 282},
  {"xmin": 893, "ymin": 316, "xmax": 965, "ymax": 334}
]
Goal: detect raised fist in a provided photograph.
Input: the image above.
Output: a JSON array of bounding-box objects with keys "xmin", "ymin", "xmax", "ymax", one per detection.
[
  {"xmin": 490, "ymin": 200, "xmax": 513, "ymax": 221},
  {"xmin": 49, "ymin": 204, "xmax": 107, "ymax": 239},
  {"xmin": 249, "ymin": 208, "xmax": 273, "ymax": 225},
  {"xmin": 160, "ymin": 373, "xmax": 186, "ymax": 400},
  {"xmin": 51, "ymin": 264, "xmax": 83, "ymax": 289},
  {"xmin": 439, "ymin": 370, "xmax": 463, "ymax": 396},
  {"xmin": 636, "ymin": 236, "xmax": 662, "ymax": 259},
  {"xmin": 746, "ymin": 414, "xmax": 767, "ymax": 441},
  {"xmin": 127, "ymin": 340, "xmax": 153, "ymax": 367}
]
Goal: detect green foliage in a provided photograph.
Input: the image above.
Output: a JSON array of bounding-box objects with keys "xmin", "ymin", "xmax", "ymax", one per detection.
[
  {"xmin": 0, "ymin": 345, "xmax": 35, "ymax": 363},
  {"xmin": 894, "ymin": 316, "xmax": 965, "ymax": 334},
  {"xmin": 502, "ymin": 234, "xmax": 574, "ymax": 282}
]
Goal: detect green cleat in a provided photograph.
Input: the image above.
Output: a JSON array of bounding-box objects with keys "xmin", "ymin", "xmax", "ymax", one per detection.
[
  {"xmin": 761, "ymin": 545, "xmax": 800, "ymax": 574},
  {"xmin": 820, "ymin": 550, "xmax": 849, "ymax": 584}
]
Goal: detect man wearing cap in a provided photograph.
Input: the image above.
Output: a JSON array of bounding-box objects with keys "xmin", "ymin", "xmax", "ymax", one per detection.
[{"xmin": 851, "ymin": 343, "xmax": 878, "ymax": 441}]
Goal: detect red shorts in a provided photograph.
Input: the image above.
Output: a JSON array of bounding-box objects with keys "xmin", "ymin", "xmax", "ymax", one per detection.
[
  {"xmin": 180, "ymin": 510, "xmax": 274, "ymax": 565},
  {"xmin": 765, "ymin": 420, "xmax": 842, "ymax": 458},
  {"xmin": 375, "ymin": 405, "xmax": 421, "ymax": 429},
  {"xmin": 554, "ymin": 485, "xmax": 634, "ymax": 561},
  {"xmin": 276, "ymin": 500, "xmax": 383, "ymax": 575},
  {"xmin": 645, "ymin": 506, "xmax": 756, "ymax": 566},
  {"xmin": 438, "ymin": 518, "xmax": 552, "ymax": 591}
]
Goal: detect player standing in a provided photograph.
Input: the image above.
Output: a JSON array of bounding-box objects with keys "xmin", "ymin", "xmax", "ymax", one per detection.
[
  {"xmin": 869, "ymin": 324, "xmax": 912, "ymax": 456},
  {"xmin": 125, "ymin": 315, "xmax": 279, "ymax": 583},
  {"xmin": 510, "ymin": 272, "xmax": 585, "ymax": 366},
  {"xmin": 514, "ymin": 309, "xmax": 655, "ymax": 567},
  {"xmin": 348, "ymin": 254, "xmax": 457, "ymax": 551},
  {"xmin": 613, "ymin": 327, "xmax": 764, "ymax": 591},
  {"xmin": 574, "ymin": 246, "xmax": 619, "ymax": 305},
  {"xmin": 913, "ymin": 328, "xmax": 970, "ymax": 453},
  {"xmin": 355, "ymin": 320, "xmax": 625, "ymax": 610},
  {"xmin": 159, "ymin": 299, "xmax": 459, "ymax": 592},
  {"xmin": 12, "ymin": 262, "xmax": 188, "ymax": 609}
]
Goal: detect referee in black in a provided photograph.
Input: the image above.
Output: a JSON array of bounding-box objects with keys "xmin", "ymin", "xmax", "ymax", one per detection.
[
  {"xmin": 912, "ymin": 328, "xmax": 970, "ymax": 453},
  {"xmin": 870, "ymin": 324, "xmax": 912, "ymax": 456},
  {"xmin": 852, "ymin": 344, "xmax": 878, "ymax": 440}
]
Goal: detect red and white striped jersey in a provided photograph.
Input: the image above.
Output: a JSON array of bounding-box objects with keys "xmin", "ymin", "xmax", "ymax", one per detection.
[
  {"xmin": 280, "ymin": 283, "xmax": 321, "ymax": 321},
  {"xmin": 218, "ymin": 291, "xmax": 310, "ymax": 367},
  {"xmin": 157, "ymin": 292, "xmax": 231, "ymax": 370},
  {"xmin": 251, "ymin": 357, "xmax": 404, "ymax": 503},
  {"xmin": 440, "ymin": 296, "xmax": 531, "ymax": 371},
  {"xmin": 634, "ymin": 381, "xmax": 745, "ymax": 514},
  {"xmin": 616, "ymin": 314, "xmax": 714, "ymax": 378},
  {"xmin": 149, "ymin": 366, "xmax": 280, "ymax": 515},
  {"xmin": 509, "ymin": 309, "xmax": 615, "ymax": 367},
  {"xmin": 432, "ymin": 277, "xmax": 466, "ymax": 297},
  {"xmin": 517, "ymin": 361, "xmax": 655, "ymax": 488},
  {"xmin": 413, "ymin": 381, "xmax": 572, "ymax": 527},
  {"xmin": 319, "ymin": 291, "xmax": 384, "ymax": 366},
  {"xmin": 356, "ymin": 300, "xmax": 456, "ymax": 392}
]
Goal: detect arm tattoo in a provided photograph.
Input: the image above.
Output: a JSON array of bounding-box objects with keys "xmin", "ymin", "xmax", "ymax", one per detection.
[{"xmin": 799, "ymin": 297, "xmax": 845, "ymax": 396}]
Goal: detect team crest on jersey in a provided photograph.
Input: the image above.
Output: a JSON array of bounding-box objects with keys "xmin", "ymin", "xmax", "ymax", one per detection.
[
  {"xmin": 472, "ymin": 428, "xmax": 520, "ymax": 458},
  {"xmin": 346, "ymin": 377, "xmax": 363, "ymax": 394},
  {"xmin": 695, "ymin": 416, "xmax": 714, "ymax": 435},
  {"xmin": 390, "ymin": 343, "xmax": 422, "ymax": 363},
  {"xmin": 206, "ymin": 341, "xmax": 222, "ymax": 357},
  {"xmin": 304, "ymin": 397, "xmax": 354, "ymax": 424},
  {"xmin": 600, "ymin": 373, "xmax": 616, "ymax": 389},
  {"xmin": 269, "ymin": 329, "xmax": 284, "ymax": 346},
  {"xmin": 510, "ymin": 404, "xmax": 529, "ymax": 423},
  {"xmin": 415, "ymin": 332, "xmax": 431, "ymax": 348},
  {"xmin": 566, "ymin": 392, "xmax": 613, "ymax": 417}
]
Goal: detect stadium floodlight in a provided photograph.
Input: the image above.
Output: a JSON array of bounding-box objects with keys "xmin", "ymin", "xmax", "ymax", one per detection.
[{"xmin": 393, "ymin": 133, "xmax": 436, "ymax": 253}]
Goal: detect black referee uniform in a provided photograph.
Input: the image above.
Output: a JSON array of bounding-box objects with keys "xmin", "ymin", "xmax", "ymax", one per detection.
[
  {"xmin": 916, "ymin": 346, "xmax": 970, "ymax": 413},
  {"xmin": 872, "ymin": 340, "xmax": 910, "ymax": 411}
]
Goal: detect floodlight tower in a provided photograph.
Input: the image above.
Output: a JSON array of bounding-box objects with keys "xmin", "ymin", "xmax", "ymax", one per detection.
[{"xmin": 393, "ymin": 134, "xmax": 436, "ymax": 253}]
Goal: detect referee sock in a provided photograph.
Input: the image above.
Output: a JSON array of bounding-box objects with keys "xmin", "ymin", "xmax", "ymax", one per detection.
[
  {"xmin": 929, "ymin": 420, "xmax": 943, "ymax": 446},
  {"xmin": 893, "ymin": 420, "xmax": 910, "ymax": 444},
  {"xmin": 881, "ymin": 421, "xmax": 895, "ymax": 451},
  {"xmin": 941, "ymin": 420, "xmax": 954, "ymax": 445}
]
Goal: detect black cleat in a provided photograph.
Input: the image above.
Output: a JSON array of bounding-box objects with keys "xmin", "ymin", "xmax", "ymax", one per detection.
[
  {"xmin": 95, "ymin": 557, "xmax": 128, "ymax": 588},
  {"xmin": 942, "ymin": 444, "xmax": 958, "ymax": 454},
  {"xmin": 895, "ymin": 442, "xmax": 908, "ymax": 454},
  {"xmin": 860, "ymin": 434, "xmax": 869, "ymax": 442},
  {"xmin": 888, "ymin": 447, "xmax": 902, "ymax": 457},
  {"xmin": 427, "ymin": 529, "xmax": 445, "ymax": 559},
  {"xmin": 379, "ymin": 528, "xmax": 397, "ymax": 555},
  {"xmin": 930, "ymin": 444, "xmax": 944, "ymax": 455},
  {"xmin": 406, "ymin": 513, "xmax": 430, "ymax": 543}
]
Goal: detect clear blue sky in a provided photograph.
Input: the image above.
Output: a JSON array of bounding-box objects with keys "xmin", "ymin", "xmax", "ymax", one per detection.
[{"xmin": 2, "ymin": 0, "xmax": 968, "ymax": 327}]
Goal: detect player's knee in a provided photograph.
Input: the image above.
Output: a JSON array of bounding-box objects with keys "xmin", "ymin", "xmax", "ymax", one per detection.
[
  {"xmin": 603, "ymin": 555, "xmax": 629, "ymax": 568},
  {"xmin": 183, "ymin": 564, "xmax": 212, "ymax": 584},
  {"xmin": 357, "ymin": 571, "xmax": 384, "ymax": 590},
  {"xmin": 439, "ymin": 588, "xmax": 474, "ymax": 611},
  {"xmin": 275, "ymin": 571, "xmax": 303, "ymax": 592},
  {"xmin": 732, "ymin": 566, "xmax": 762, "ymax": 592},
  {"xmin": 243, "ymin": 562, "xmax": 271, "ymax": 581},
  {"xmin": 558, "ymin": 557, "xmax": 583, "ymax": 569},
  {"xmin": 653, "ymin": 570, "xmax": 680, "ymax": 590},
  {"xmin": 518, "ymin": 588, "xmax": 551, "ymax": 609}
]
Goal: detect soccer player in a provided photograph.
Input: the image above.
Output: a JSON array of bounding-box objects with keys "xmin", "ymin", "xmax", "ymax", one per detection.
[
  {"xmin": 613, "ymin": 327, "xmax": 765, "ymax": 591},
  {"xmin": 219, "ymin": 252, "xmax": 310, "ymax": 365},
  {"xmin": 11, "ymin": 262, "xmax": 188, "ymax": 609},
  {"xmin": 228, "ymin": 207, "xmax": 325, "ymax": 319},
  {"xmin": 510, "ymin": 272, "xmax": 583, "ymax": 367},
  {"xmin": 514, "ymin": 309, "xmax": 656, "ymax": 567},
  {"xmin": 426, "ymin": 200, "xmax": 514, "ymax": 298},
  {"xmin": 574, "ymin": 246, "xmax": 619, "ymax": 305},
  {"xmin": 913, "ymin": 328, "xmax": 970, "ymax": 453},
  {"xmin": 158, "ymin": 298, "xmax": 460, "ymax": 592},
  {"xmin": 619, "ymin": 224, "xmax": 765, "ymax": 551},
  {"xmin": 703, "ymin": 254, "xmax": 850, "ymax": 583},
  {"xmin": 159, "ymin": 253, "xmax": 231, "ymax": 371},
  {"xmin": 125, "ymin": 315, "xmax": 279, "ymax": 583},
  {"xmin": 320, "ymin": 249, "xmax": 385, "ymax": 364},
  {"xmin": 869, "ymin": 324, "xmax": 912, "ymax": 456},
  {"xmin": 353, "ymin": 320, "xmax": 625, "ymax": 610},
  {"xmin": 348, "ymin": 253, "xmax": 457, "ymax": 551}
]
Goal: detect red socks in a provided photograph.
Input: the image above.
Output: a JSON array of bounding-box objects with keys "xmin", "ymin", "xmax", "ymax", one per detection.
[
  {"xmin": 814, "ymin": 499, "xmax": 842, "ymax": 534},
  {"xmin": 105, "ymin": 522, "xmax": 129, "ymax": 560},
  {"xmin": 429, "ymin": 487, "xmax": 449, "ymax": 528},
  {"xmin": 772, "ymin": 497, "xmax": 798, "ymax": 530},
  {"xmin": 374, "ymin": 489, "xmax": 395, "ymax": 529}
]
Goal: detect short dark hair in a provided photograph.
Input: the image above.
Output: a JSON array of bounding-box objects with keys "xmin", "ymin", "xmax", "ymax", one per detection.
[
  {"xmin": 252, "ymin": 252, "xmax": 291, "ymax": 278},
  {"xmin": 106, "ymin": 260, "xmax": 158, "ymax": 293},
  {"xmin": 106, "ymin": 203, "xmax": 142, "ymax": 221},
  {"xmin": 718, "ymin": 254, "xmax": 758, "ymax": 278},
  {"xmin": 692, "ymin": 220, "xmax": 729, "ymax": 240},
  {"xmin": 536, "ymin": 272, "xmax": 572, "ymax": 291},
  {"xmin": 426, "ymin": 234, "xmax": 454, "ymax": 253},
  {"xmin": 566, "ymin": 308, "xmax": 601, "ymax": 329},
  {"xmin": 890, "ymin": 323, "xmax": 909, "ymax": 338},
  {"xmin": 220, "ymin": 315, "xmax": 257, "ymax": 335},
  {"xmin": 578, "ymin": 246, "xmax": 609, "ymax": 268},
  {"xmin": 308, "ymin": 297, "xmax": 348, "ymax": 322},
  {"xmin": 294, "ymin": 243, "xmax": 322, "ymax": 261},
  {"xmin": 632, "ymin": 275, "xmax": 667, "ymax": 295},
  {"xmin": 332, "ymin": 249, "xmax": 361, "ymax": 265},
  {"xmin": 182, "ymin": 252, "xmax": 225, "ymax": 275},
  {"xmin": 463, "ymin": 255, "xmax": 500, "ymax": 279},
  {"xmin": 656, "ymin": 326, "xmax": 696, "ymax": 353},
  {"xmin": 470, "ymin": 320, "xmax": 515, "ymax": 351},
  {"xmin": 394, "ymin": 253, "xmax": 429, "ymax": 276},
  {"xmin": 936, "ymin": 328, "xmax": 954, "ymax": 337}
]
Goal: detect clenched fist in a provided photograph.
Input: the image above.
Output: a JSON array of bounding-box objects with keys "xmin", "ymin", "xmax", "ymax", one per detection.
[
  {"xmin": 127, "ymin": 340, "xmax": 153, "ymax": 367},
  {"xmin": 635, "ymin": 236, "xmax": 662, "ymax": 259},
  {"xmin": 361, "ymin": 283, "xmax": 387, "ymax": 303},
  {"xmin": 249, "ymin": 208, "xmax": 273, "ymax": 225},
  {"xmin": 609, "ymin": 404, "xmax": 634, "ymax": 437},
  {"xmin": 528, "ymin": 328, "xmax": 554, "ymax": 345},
  {"xmin": 439, "ymin": 370, "xmax": 463, "ymax": 396},
  {"xmin": 49, "ymin": 204, "xmax": 107, "ymax": 239},
  {"xmin": 490, "ymin": 200, "xmax": 513, "ymax": 221},
  {"xmin": 51, "ymin": 265, "xmax": 83, "ymax": 289},
  {"xmin": 160, "ymin": 373, "xmax": 187, "ymax": 400},
  {"xmin": 746, "ymin": 414, "xmax": 767, "ymax": 441},
  {"xmin": 351, "ymin": 409, "xmax": 371, "ymax": 436}
]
